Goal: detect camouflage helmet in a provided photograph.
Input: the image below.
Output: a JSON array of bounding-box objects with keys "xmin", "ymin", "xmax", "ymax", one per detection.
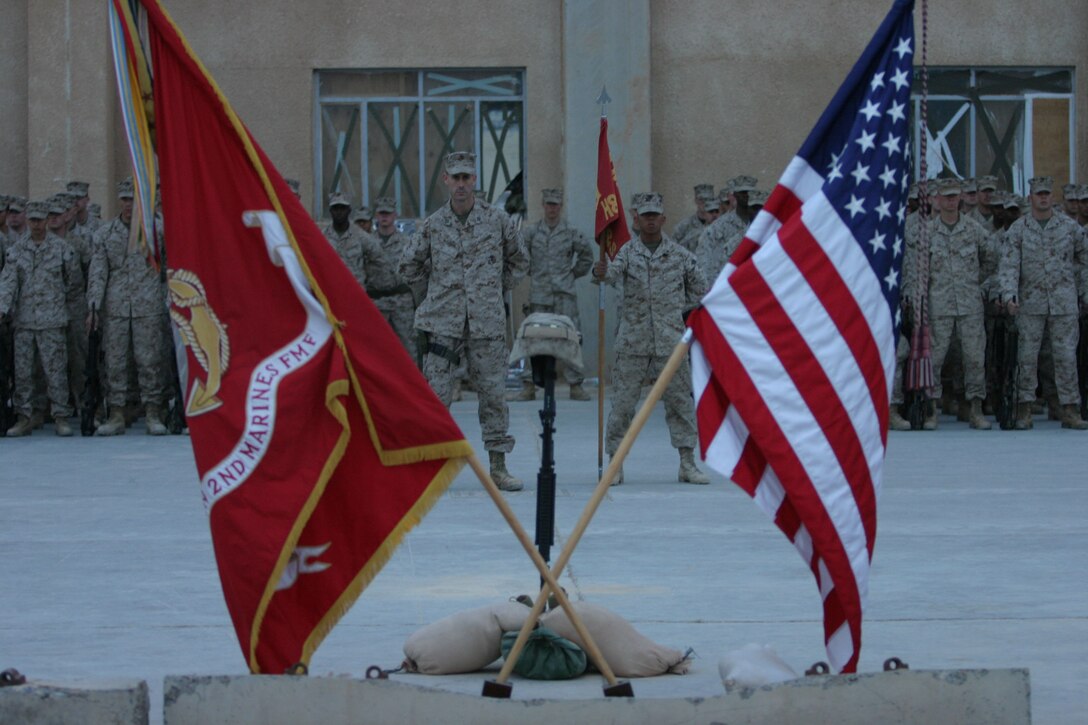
[{"xmin": 508, "ymin": 312, "xmax": 584, "ymax": 372}]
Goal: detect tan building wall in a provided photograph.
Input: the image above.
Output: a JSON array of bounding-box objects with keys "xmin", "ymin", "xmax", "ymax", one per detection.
[
  {"xmin": 2, "ymin": 0, "xmax": 1084, "ymax": 374},
  {"xmin": 652, "ymin": 0, "xmax": 1087, "ymax": 224}
]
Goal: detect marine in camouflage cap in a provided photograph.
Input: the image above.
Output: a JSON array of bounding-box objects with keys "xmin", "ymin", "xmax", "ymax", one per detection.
[
  {"xmin": 328, "ymin": 191, "xmax": 351, "ymax": 210},
  {"xmin": 636, "ymin": 192, "xmax": 664, "ymax": 216},
  {"xmin": 373, "ymin": 196, "xmax": 396, "ymax": 213},
  {"xmin": 541, "ymin": 188, "xmax": 563, "ymax": 205},
  {"xmin": 66, "ymin": 181, "xmax": 90, "ymax": 198},
  {"xmin": 1028, "ymin": 176, "xmax": 1053, "ymax": 194},
  {"xmin": 444, "ymin": 151, "xmax": 476, "ymax": 175},
  {"xmin": 351, "ymin": 206, "xmax": 374, "ymax": 234}
]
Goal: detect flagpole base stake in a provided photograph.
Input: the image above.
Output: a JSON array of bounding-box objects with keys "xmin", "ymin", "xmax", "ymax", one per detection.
[
  {"xmin": 603, "ymin": 681, "xmax": 634, "ymax": 697},
  {"xmin": 481, "ymin": 680, "xmax": 512, "ymax": 699}
]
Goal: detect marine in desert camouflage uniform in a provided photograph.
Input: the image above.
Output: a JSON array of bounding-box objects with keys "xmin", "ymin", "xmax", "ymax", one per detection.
[
  {"xmin": 0, "ymin": 200, "xmax": 82, "ymax": 436},
  {"xmin": 85, "ymin": 179, "xmax": 170, "ymax": 436},
  {"xmin": 671, "ymin": 183, "xmax": 715, "ymax": 254},
  {"xmin": 399, "ymin": 151, "xmax": 529, "ymax": 491},
  {"xmin": 592, "ymin": 192, "xmax": 709, "ymax": 485},
  {"xmin": 366, "ymin": 196, "xmax": 417, "ymax": 360},
  {"xmin": 999, "ymin": 176, "xmax": 1088, "ymax": 430},
  {"xmin": 510, "ymin": 187, "xmax": 594, "ymax": 402}
]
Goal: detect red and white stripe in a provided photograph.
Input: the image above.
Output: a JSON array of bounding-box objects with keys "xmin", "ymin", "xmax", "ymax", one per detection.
[{"xmin": 689, "ymin": 157, "xmax": 894, "ymax": 673}]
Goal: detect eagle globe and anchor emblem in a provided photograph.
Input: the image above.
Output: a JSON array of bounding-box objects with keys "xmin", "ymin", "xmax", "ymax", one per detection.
[{"xmin": 167, "ymin": 268, "xmax": 230, "ymax": 417}]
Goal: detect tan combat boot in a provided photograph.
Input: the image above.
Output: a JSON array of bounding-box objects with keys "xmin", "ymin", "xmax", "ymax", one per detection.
[
  {"xmin": 888, "ymin": 407, "xmax": 911, "ymax": 431},
  {"xmin": 1013, "ymin": 402, "xmax": 1033, "ymax": 430},
  {"xmin": 1059, "ymin": 405, "xmax": 1088, "ymax": 430},
  {"xmin": 508, "ymin": 380, "xmax": 535, "ymax": 402},
  {"xmin": 967, "ymin": 399, "xmax": 992, "ymax": 430},
  {"xmin": 488, "ymin": 450, "xmax": 523, "ymax": 492},
  {"xmin": 54, "ymin": 415, "xmax": 73, "ymax": 437},
  {"xmin": 95, "ymin": 409, "xmax": 126, "ymax": 436},
  {"xmin": 569, "ymin": 383, "xmax": 591, "ymax": 401},
  {"xmin": 922, "ymin": 401, "xmax": 938, "ymax": 430},
  {"xmin": 607, "ymin": 456, "xmax": 623, "ymax": 486},
  {"xmin": 678, "ymin": 448, "xmax": 710, "ymax": 485},
  {"xmin": 6, "ymin": 414, "xmax": 32, "ymax": 437},
  {"xmin": 145, "ymin": 405, "xmax": 168, "ymax": 436}
]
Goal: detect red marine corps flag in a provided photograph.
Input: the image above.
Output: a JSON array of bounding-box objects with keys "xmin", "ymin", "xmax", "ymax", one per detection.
[
  {"xmin": 594, "ymin": 117, "xmax": 631, "ymax": 260},
  {"xmin": 688, "ymin": 0, "xmax": 915, "ymax": 672},
  {"xmin": 110, "ymin": 0, "xmax": 471, "ymax": 673}
]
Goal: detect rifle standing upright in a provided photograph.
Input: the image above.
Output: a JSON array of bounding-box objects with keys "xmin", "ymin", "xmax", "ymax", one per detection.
[{"xmin": 81, "ymin": 307, "xmax": 102, "ymax": 436}]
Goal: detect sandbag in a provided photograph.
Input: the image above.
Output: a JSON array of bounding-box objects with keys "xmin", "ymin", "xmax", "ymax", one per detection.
[
  {"xmin": 402, "ymin": 601, "xmax": 532, "ymax": 674},
  {"xmin": 540, "ymin": 601, "xmax": 690, "ymax": 677},
  {"xmin": 500, "ymin": 626, "xmax": 588, "ymax": 680},
  {"xmin": 718, "ymin": 643, "xmax": 799, "ymax": 687}
]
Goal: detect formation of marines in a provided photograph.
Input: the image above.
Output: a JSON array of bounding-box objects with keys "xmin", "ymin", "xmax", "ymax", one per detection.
[{"xmin": 4, "ymin": 157, "xmax": 1087, "ymax": 493}]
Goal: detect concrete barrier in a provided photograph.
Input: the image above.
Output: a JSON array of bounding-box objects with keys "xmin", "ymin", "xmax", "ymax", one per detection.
[
  {"xmin": 164, "ymin": 668, "xmax": 1030, "ymax": 724},
  {"xmin": 0, "ymin": 678, "xmax": 149, "ymax": 724}
]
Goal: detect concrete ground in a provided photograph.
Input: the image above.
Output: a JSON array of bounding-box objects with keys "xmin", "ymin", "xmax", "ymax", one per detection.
[{"xmin": 0, "ymin": 387, "xmax": 1085, "ymax": 724}]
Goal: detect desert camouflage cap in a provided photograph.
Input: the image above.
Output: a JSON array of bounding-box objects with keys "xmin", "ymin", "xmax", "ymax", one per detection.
[
  {"xmin": 47, "ymin": 197, "xmax": 67, "ymax": 215},
  {"xmin": 8, "ymin": 195, "xmax": 27, "ymax": 213},
  {"xmin": 749, "ymin": 189, "xmax": 769, "ymax": 207},
  {"xmin": 26, "ymin": 201, "xmax": 50, "ymax": 219},
  {"xmin": 444, "ymin": 151, "xmax": 476, "ymax": 175},
  {"xmin": 636, "ymin": 192, "xmax": 664, "ymax": 215},
  {"xmin": 907, "ymin": 182, "xmax": 919, "ymax": 200},
  {"xmin": 976, "ymin": 175, "xmax": 999, "ymax": 192},
  {"xmin": 328, "ymin": 191, "xmax": 351, "ymax": 208},
  {"xmin": 59, "ymin": 191, "xmax": 80, "ymax": 208},
  {"xmin": 703, "ymin": 197, "xmax": 721, "ymax": 212},
  {"xmin": 117, "ymin": 178, "xmax": 135, "ymax": 198},
  {"xmin": 1061, "ymin": 183, "xmax": 1077, "ymax": 197},
  {"xmin": 351, "ymin": 206, "xmax": 373, "ymax": 222},
  {"xmin": 373, "ymin": 196, "xmax": 396, "ymax": 213},
  {"xmin": 693, "ymin": 183, "xmax": 714, "ymax": 200},
  {"xmin": 66, "ymin": 180, "xmax": 90, "ymax": 197},
  {"xmin": 729, "ymin": 175, "xmax": 759, "ymax": 193},
  {"xmin": 541, "ymin": 188, "xmax": 563, "ymax": 204},
  {"xmin": 1028, "ymin": 176, "xmax": 1053, "ymax": 194},
  {"xmin": 961, "ymin": 178, "xmax": 978, "ymax": 193},
  {"xmin": 936, "ymin": 177, "xmax": 962, "ymax": 196}
]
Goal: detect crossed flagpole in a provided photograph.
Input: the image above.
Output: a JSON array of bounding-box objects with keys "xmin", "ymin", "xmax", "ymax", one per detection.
[{"xmin": 478, "ymin": 331, "xmax": 694, "ymax": 697}]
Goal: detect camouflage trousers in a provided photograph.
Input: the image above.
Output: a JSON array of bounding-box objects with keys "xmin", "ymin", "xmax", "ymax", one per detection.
[
  {"xmin": 423, "ymin": 332, "xmax": 514, "ymax": 453},
  {"xmin": 103, "ymin": 315, "xmax": 167, "ymax": 408},
  {"xmin": 606, "ymin": 353, "xmax": 696, "ymax": 454},
  {"xmin": 14, "ymin": 326, "xmax": 72, "ymax": 418},
  {"xmin": 373, "ymin": 295, "xmax": 417, "ymax": 364},
  {"xmin": 891, "ymin": 334, "xmax": 909, "ymax": 405},
  {"xmin": 520, "ymin": 298, "xmax": 584, "ymax": 385},
  {"xmin": 66, "ymin": 317, "xmax": 87, "ymax": 408},
  {"xmin": 1016, "ymin": 313, "xmax": 1080, "ymax": 405},
  {"xmin": 930, "ymin": 314, "xmax": 986, "ymax": 401}
]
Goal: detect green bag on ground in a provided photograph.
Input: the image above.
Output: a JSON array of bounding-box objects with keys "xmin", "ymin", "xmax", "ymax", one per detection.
[{"xmin": 500, "ymin": 626, "xmax": 588, "ymax": 680}]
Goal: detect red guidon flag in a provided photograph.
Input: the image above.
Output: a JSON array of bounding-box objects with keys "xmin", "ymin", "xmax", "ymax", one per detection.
[
  {"xmin": 594, "ymin": 118, "xmax": 631, "ymax": 260},
  {"xmin": 117, "ymin": 0, "xmax": 471, "ymax": 673}
]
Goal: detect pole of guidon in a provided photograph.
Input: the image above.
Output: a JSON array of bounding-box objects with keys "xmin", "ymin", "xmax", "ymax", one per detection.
[
  {"xmin": 469, "ymin": 454, "xmax": 625, "ymax": 698},
  {"xmin": 487, "ymin": 330, "xmax": 693, "ymax": 697}
]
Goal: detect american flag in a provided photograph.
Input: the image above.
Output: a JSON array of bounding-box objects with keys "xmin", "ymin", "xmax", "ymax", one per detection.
[{"xmin": 687, "ymin": 0, "xmax": 914, "ymax": 673}]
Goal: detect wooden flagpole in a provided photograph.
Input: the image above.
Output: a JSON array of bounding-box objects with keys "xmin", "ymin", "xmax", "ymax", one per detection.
[
  {"xmin": 491, "ymin": 331, "xmax": 693, "ymax": 689},
  {"xmin": 595, "ymin": 86, "xmax": 611, "ymax": 483},
  {"xmin": 467, "ymin": 454, "xmax": 621, "ymax": 690}
]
